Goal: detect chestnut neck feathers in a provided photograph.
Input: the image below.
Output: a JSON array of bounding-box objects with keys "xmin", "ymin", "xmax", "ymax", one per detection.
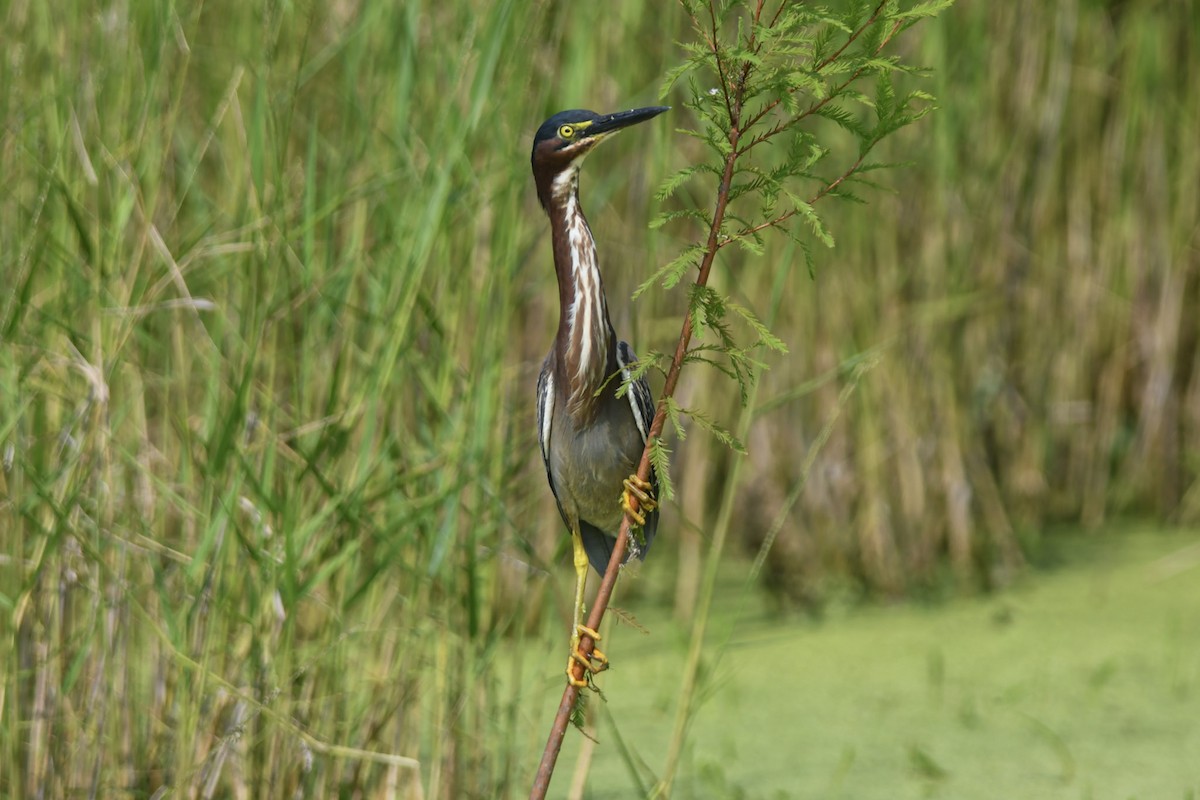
[{"xmin": 536, "ymin": 161, "xmax": 615, "ymax": 418}]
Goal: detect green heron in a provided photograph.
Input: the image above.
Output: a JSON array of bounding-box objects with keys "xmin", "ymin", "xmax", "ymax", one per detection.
[{"xmin": 532, "ymin": 105, "xmax": 668, "ymax": 686}]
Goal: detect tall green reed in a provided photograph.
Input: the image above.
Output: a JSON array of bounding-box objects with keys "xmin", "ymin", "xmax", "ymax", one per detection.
[{"xmin": 0, "ymin": 0, "xmax": 674, "ymax": 795}]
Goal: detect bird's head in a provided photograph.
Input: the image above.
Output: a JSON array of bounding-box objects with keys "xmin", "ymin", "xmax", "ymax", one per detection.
[{"xmin": 531, "ymin": 106, "xmax": 669, "ymax": 209}]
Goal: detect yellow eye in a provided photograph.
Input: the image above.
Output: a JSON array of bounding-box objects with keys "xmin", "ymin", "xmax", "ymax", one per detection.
[{"xmin": 558, "ymin": 124, "xmax": 575, "ymax": 140}]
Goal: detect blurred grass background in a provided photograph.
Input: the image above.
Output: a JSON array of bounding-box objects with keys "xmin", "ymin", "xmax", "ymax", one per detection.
[{"xmin": 1, "ymin": 0, "xmax": 1197, "ymax": 797}]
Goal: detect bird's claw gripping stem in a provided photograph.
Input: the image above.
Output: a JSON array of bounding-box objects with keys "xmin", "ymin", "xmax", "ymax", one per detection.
[
  {"xmin": 567, "ymin": 624, "xmax": 608, "ymax": 687},
  {"xmin": 621, "ymin": 474, "xmax": 657, "ymax": 527}
]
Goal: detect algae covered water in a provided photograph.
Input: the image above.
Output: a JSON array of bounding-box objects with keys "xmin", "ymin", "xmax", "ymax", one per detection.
[{"xmin": 536, "ymin": 531, "xmax": 1200, "ymax": 798}]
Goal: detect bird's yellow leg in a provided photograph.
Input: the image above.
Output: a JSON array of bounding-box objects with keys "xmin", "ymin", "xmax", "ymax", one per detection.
[
  {"xmin": 566, "ymin": 528, "xmax": 607, "ymax": 687},
  {"xmin": 621, "ymin": 474, "xmax": 657, "ymax": 527}
]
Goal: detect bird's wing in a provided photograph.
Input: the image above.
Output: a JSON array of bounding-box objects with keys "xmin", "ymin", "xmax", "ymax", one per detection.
[
  {"xmin": 616, "ymin": 341, "xmax": 654, "ymax": 445},
  {"xmin": 539, "ymin": 359, "xmax": 613, "ymax": 575},
  {"xmin": 536, "ymin": 359, "xmax": 554, "ymax": 468},
  {"xmin": 536, "ymin": 358, "xmax": 570, "ymax": 528},
  {"xmin": 616, "ymin": 340, "xmax": 659, "ymax": 560}
]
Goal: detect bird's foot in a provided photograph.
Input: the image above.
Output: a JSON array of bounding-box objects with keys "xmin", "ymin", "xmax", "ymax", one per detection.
[
  {"xmin": 621, "ymin": 474, "xmax": 657, "ymax": 527},
  {"xmin": 566, "ymin": 624, "xmax": 608, "ymax": 688}
]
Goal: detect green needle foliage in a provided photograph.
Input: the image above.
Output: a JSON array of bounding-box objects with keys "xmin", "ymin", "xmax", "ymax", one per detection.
[
  {"xmin": 631, "ymin": 0, "xmax": 951, "ymax": 500},
  {"xmin": 655, "ymin": 0, "xmax": 946, "ymax": 261}
]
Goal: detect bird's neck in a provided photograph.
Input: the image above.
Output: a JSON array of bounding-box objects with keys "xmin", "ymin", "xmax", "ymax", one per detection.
[{"xmin": 547, "ymin": 167, "xmax": 615, "ymax": 415}]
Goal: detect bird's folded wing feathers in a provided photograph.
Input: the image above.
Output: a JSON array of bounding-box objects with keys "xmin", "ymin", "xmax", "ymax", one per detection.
[
  {"xmin": 536, "ymin": 362, "xmax": 570, "ymax": 528},
  {"xmin": 616, "ymin": 340, "xmax": 655, "ymax": 445}
]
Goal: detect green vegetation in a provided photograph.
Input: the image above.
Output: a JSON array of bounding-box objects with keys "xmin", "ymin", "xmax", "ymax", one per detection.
[
  {"xmin": 1, "ymin": 0, "xmax": 1197, "ymax": 797},
  {"xmin": 550, "ymin": 530, "xmax": 1200, "ymax": 798}
]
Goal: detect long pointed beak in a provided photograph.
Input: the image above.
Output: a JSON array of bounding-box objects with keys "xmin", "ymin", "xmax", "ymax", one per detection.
[{"xmin": 585, "ymin": 106, "xmax": 670, "ymax": 137}]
